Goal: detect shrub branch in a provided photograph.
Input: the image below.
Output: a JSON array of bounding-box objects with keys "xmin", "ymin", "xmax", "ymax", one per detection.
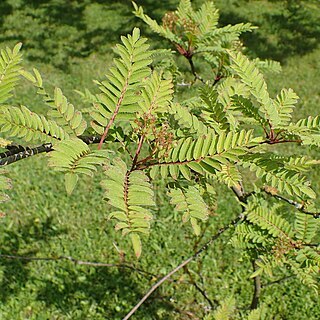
[
  {"xmin": 0, "ymin": 254, "xmax": 155, "ymax": 277},
  {"xmin": 122, "ymin": 214, "xmax": 243, "ymax": 320}
]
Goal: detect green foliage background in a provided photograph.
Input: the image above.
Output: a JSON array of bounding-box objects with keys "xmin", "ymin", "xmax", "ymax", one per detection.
[{"xmin": 0, "ymin": 0, "xmax": 319, "ymax": 319}]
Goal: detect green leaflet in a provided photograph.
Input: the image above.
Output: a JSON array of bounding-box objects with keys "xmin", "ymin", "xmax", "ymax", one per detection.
[
  {"xmin": 231, "ymin": 224, "xmax": 269, "ymax": 249},
  {"xmin": 285, "ymin": 115, "xmax": 320, "ymax": 147},
  {"xmin": 90, "ymin": 28, "xmax": 153, "ymax": 135},
  {"xmin": 246, "ymin": 204, "xmax": 294, "ymax": 240},
  {"xmin": 65, "ymin": 172, "xmax": 78, "ymax": 196},
  {"xmin": 138, "ymin": 71, "xmax": 173, "ymax": 114},
  {"xmin": 51, "ymin": 87, "xmax": 87, "ymax": 136},
  {"xmin": 49, "ymin": 138, "xmax": 109, "ymax": 194},
  {"xmin": 169, "ymin": 103, "xmax": 209, "ymax": 134},
  {"xmin": 179, "ymin": 164, "xmax": 191, "ymax": 180},
  {"xmin": 20, "ymin": 69, "xmax": 87, "ymax": 137},
  {"xmin": 101, "ymin": 159, "xmax": 155, "ymax": 255},
  {"xmin": 232, "ymin": 95, "xmax": 267, "ymax": 126},
  {"xmin": 132, "ymin": 2, "xmax": 180, "ymax": 44},
  {"xmin": 168, "ymin": 186, "xmax": 209, "ymax": 235},
  {"xmin": 0, "ymin": 43, "xmax": 22, "ymax": 104},
  {"xmin": 274, "ymin": 88, "xmax": 299, "ymax": 127},
  {"xmin": 165, "ymin": 129, "xmax": 252, "ymax": 163},
  {"xmin": 294, "ymin": 212, "xmax": 318, "ymax": 243},
  {"xmin": 229, "ymin": 51, "xmax": 282, "ymax": 127},
  {"xmin": 130, "ymin": 233, "xmax": 142, "ymax": 258},
  {"xmin": 200, "ymin": 158, "xmax": 221, "ymax": 174},
  {"xmin": 0, "ymin": 105, "xmax": 68, "ymax": 143},
  {"xmin": 187, "ymin": 162, "xmax": 204, "ymax": 174},
  {"xmin": 213, "ymin": 296, "xmax": 236, "ymax": 320},
  {"xmin": 178, "ymin": 137, "xmax": 192, "ymax": 162},
  {"xmin": 240, "ymin": 153, "xmax": 316, "ymax": 199},
  {"xmin": 215, "ymin": 164, "xmax": 242, "ymax": 188},
  {"xmin": 190, "ymin": 136, "xmax": 202, "ymax": 160}
]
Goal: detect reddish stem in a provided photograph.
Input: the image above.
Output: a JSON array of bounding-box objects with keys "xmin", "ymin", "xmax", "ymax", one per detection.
[
  {"xmin": 131, "ymin": 135, "xmax": 145, "ymax": 171},
  {"xmin": 98, "ymin": 80, "xmax": 129, "ymax": 149}
]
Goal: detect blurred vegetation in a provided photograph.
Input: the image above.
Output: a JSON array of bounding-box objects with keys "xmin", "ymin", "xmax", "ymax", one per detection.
[
  {"xmin": 0, "ymin": 0, "xmax": 319, "ymax": 68},
  {"xmin": 0, "ymin": 0, "xmax": 180, "ymax": 69},
  {"xmin": 0, "ymin": 0, "xmax": 319, "ymax": 319},
  {"xmin": 216, "ymin": 0, "xmax": 320, "ymax": 62}
]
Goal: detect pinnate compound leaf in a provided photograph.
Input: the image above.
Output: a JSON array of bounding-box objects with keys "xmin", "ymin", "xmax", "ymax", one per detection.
[
  {"xmin": 91, "ymin": 28, "xmax": 153, "ymax": 135},
  {"xmin": 49, "ymin": 138, "xmax": 109, "ymax": 194},
  {"xmin": 168, "ymin": 186, "xmax": 209, "ymax": 235},
  {"xmin": 101, "ymin": 160, "xmax": 155, "ymax": 256},
  {"xmin": 0, "ymin": 43, "xmax": 22, "ymax": 104},
  {"xmin": 0, "ymin": 105, "xmax": 68, "ymax": 143}
]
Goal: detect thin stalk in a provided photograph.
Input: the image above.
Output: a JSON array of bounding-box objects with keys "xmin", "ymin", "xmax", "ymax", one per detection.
[
  {"xmin": 122, "ymin": 214, "xmax": 243, "ymax": 320},
  {"xmin": 0, "ymin": 254, "xmax": 155, "ymax": 277},
  {"xmin": 250, "ymin": 260, "xmax": 261, "ymax": 310}
]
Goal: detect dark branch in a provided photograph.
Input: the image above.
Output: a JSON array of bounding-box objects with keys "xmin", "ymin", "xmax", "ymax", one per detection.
[
  {"xmin": 0, "ymin": 143, "xmax": 53, "ymax": 166},
  {"xmin": 250, "ymin": 260, "xmax": 261, "ymax": 310},
  {"xmin": 122, "ymin": 214, "xmax": 243, "ymax": 320},
  {"xmin": 212, "ymin": 74, "xmax": 223, "ymax": 86},
  {"xmin": 187, "ymin": 56, "xmax": 205, "ymax": 84},
  {"xmin": 263, "ymin": 276, "xmax": 295, "ymax": 288},
  {"xmin": 231, "ymin": 184, "xmax": 246, "ymax": 203},
  {"xmin": 0, "ymin": 254, "xmax": 155, "ymax": 277},
  {"xmin": 264, "ymin": 189, "xmax": 320, "ymax": 219},
  {"xmin": 78, "ymin": 135, "xmax": 104, "ymax": 145},
  {"xmin": 0, "ymin": 135, "xmax": 103, "ymax": 167},
  {"xmin": 0, "ymin": 144, "xmax": 29, "ymax": 158},
  {"xmin": 184, "ymin": 266, "xmax": 214, "ymax": 310}
]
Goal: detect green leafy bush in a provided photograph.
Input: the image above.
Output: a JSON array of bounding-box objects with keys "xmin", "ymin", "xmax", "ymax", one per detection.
[{"xmin": 0, "ymin": 1, "xmax": 319, "ymax": 318}]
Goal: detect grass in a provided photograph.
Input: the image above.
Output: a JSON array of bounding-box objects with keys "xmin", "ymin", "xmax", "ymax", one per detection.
[{"xmin": 1, "ymin": 0, "xmax": 320, "ymax": 319}]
